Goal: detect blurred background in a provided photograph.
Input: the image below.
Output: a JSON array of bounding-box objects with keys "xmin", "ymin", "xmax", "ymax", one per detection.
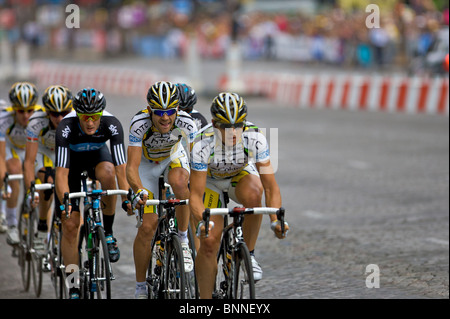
[{"xmin": 0, "ymin": 0, "xmax": 449, "ymax": 87}]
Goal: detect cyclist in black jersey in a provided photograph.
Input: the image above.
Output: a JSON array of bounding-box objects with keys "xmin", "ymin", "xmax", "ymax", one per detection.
[{"xmin": 54, "ymin": 88, "xmax": 131, "ymax": 299}]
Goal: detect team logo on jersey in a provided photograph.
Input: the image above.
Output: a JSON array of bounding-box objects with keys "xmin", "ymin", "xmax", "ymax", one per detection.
[
  {"xmin": 109, "ymin": 124, "xmax": 119, "ymax": 136},
  {"xmin": 62, "ymin": 125, "xmax": 71, "ymax": 138}
]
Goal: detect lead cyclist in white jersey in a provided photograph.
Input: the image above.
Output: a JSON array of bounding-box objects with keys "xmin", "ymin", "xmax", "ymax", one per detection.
[
  {"xmin": 189, "ymin": 92, "xmax": 289, "ymax": 299},
  {"xmin": 127, "ymin": 81, "xmax": 198, "ymax": 299}
]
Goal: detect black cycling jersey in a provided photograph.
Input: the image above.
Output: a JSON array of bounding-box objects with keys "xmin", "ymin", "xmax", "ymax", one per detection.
[
  {"xmin": 54, "ymin": 110, "xmax": 126, "ymax": 214},
  {"xmin": 191, "ymin": 109, "xmax": 208, "ymax": 130},
  {"xmin": 55, "ymin": 110, "xmax": 126, "ymax": 169}
]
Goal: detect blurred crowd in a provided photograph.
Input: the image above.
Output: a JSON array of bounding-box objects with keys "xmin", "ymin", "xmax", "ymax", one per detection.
[{"xmin": 0, "ymin": 0, "xmax": 449, "ymax": 74}]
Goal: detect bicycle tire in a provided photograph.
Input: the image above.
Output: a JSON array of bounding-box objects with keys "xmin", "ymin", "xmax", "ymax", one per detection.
[
  {"xmin": 78, "ymin": 224, "xmax": 90, "ymax": 299},
  {"xmin": 92, "ymin": 227, "xmax": 112, "ymax": 299},
  {"xmin": 185, "ymin": 224, "xmax": 198, "ymax": 299},
  {"xmin": 213, "ymin": 229, "xmax": 233, "ymax": 299},
  {"xmin": 18, "ymin": 203, "xmax": 31, "ymax": 292},
  {"xmin": 29, "ymin": 208, "xmax": 43, "ymax": 297},
  {"xmin": 233, "ymin": 242, "xmax": 255, "ymax": 299},
  {"xmin": 147, "ymin": 230, "xmax": 164, "ymax": 299},
  {"xmin": 164, "ymin": 234, "xmax": 186, "ymax": 299},
  {"xmin": 49, "ymin": 215, "xmax": 66, "ymax": 299}
]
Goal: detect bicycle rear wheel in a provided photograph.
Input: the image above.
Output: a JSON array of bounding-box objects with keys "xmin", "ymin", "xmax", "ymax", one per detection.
[
  {"xmin": 92, "ymin": 228, "xmax": 112, "ymax": 299},
  {"xmin": 18, "ymin": 204, "xmax": 31, "ymax": 292},
  {"xmin": 163, "ymin": 234, "xmax": 186, "ymax": 299},
  {"xmin": 233, "ymin": 242, "xmax": 255, "ymax": 299}
]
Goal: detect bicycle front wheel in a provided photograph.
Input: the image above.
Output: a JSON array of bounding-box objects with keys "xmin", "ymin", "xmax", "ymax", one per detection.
[
  {"xmin": 18, "ymin": 204, "xmax": 31, "ymax": 292},
  {"xmin": 29, "ymin": 209, "xmax": 43, "ymax": 297},
  {"xmin": 92, "ymin": 228, "xmax": 112, "ymax": 299},
  {"xmin": 49, "ymin": 215, "xmax": 66, "ymax": 299},
  {"xmin": 233, "ymin": 243, "xmax": 255, "ymax": 299},
  {"xmin": 163, "ymin": 234, "xmax": 186, "ymax": 299}
]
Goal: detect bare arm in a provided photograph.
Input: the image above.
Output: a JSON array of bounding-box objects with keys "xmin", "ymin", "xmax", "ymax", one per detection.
[
  {"xmin": 189, "ymin": 169, "xmax": 208, "ymax": 226},
  {"xmin": 256, "ymin": 159, "xmax": 289, "ymax": 238},
  {"xmin": 115, "ymin": 163, "xmax": 130, "ymax": 201},
  {"xmin": 55, "ymin": 166, "xmax": 70, "ymax": 206},
  {"xmin": 23, "ymin": 141, "xmax": 39, "ymax": 190},
  {"xmin": 126, "ymin": 145, "xmax": 143, "ymax": 193}
]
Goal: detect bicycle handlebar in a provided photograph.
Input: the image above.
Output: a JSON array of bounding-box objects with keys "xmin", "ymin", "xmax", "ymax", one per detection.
[
  {"xmin": 67, "ymin": 189, "xmax": 129, "ymax": 199},
  {"xmin": 34, "ymin": 183, "xmax": 54, "ymax": 191},
  {"xmin": 145, "ymin": 199, "xmax": 189, "ymax": 207},
  {"xmin": 62, "ymin": 189, "xmax": 129, "ymax": 219},
  {"xmin": 5, "ymin": 173, "xmax": 23, "ymax": 181},
  {"xmin": 202, "ymin": 206, "xmax": 286, "ymax": 238}
]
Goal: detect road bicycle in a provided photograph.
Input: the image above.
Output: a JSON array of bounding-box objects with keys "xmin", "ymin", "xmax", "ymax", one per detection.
[
  {"xmin": 131, "ymin": 175, "xmax": 190, "ymax": 299},
  {"xmin": 17, "ymin": 180, "xmax": 53, "ymax": 297},
  {"xmin": 63, "ymin": 172, "xmax": 130, "ymax": 299},
  {"xmin": 203, "ymin": 191, "xmax": 285, "ymax": 299}
]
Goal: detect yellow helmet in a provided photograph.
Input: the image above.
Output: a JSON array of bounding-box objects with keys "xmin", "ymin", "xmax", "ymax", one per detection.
[
  {"xmin": 211, "ymin": 92, "xmax": 247, "ymax": 125},
  {"xmin": 42, "ymin": 85, "xmax": 73, "ymax": 113},
  {"xmin": 9, "ymin": 82, "xmax": 38, "ymax": 110},
  {"xmin": 147, "ymin": 81, "xmax": 179, "ymax": 110}
]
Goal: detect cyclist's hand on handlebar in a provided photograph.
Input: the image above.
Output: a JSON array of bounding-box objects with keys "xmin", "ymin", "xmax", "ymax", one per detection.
[
  {"xmin": 271, "ymin": 220, "xmax": 290, "ymax": 239},
  {"xmin": 196, "ymin": 220, "xmax": 215, "ymax": 238},
  {"xmin": 1, "ymin": 184, "xmax": 12, "ymax": 199},
  {"xmin": 122, "ymin": 200, "xmax": 133, "ymax": 215},
  {"xmin": 132, "ymin": 189, "xmax": 148, "ymax": 209},
  {"xmin": 25, "ymin": 191, "xmax": 39, "ymax": 209}
]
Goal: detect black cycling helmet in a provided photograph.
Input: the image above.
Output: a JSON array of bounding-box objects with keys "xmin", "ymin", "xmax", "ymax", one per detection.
[
  {"xmin": 211, "ymin": 92, "xmax": 247, "ymax": 125},
  {"xmin": 9, "ymin": 82, "xmax": 38, "ymax": 109},
  {"xmin": 73, "ymin": 88, "xmax": 106, "ymax": 114},
  {"xmin": 176, "ymin": 83, "xmax": 197, "ymax": 114},
  {"xmin": 42, "ymin": 85, "xmax": 73, "ymax": 113},
  {"xmin": 147, "ymin": 81, "xmax": 179, "ymax": 110}
]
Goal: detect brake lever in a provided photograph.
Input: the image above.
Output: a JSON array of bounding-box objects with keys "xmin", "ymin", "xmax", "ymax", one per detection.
[{"xmin": 203, "ymin": 208, "xmax": 210, "ymax": 238}]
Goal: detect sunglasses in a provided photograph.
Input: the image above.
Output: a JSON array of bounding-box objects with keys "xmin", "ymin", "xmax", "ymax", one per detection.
[
  {"xmin": 15, "ymin": 108, "xmax": 34, "ymax": 114},
  {"xmin": 77, "ymin": 111, "xmax": 103, "ymax": 122},
  {"xmin": 49, "ymin": 110, "xmax": 71, "ymax": 118},
  {"xmin": 151, "ymin": 108, "xmax": 177, "ymax": 117},
  {"xmin": 215, "ymin": 122, "xmax": 245, "ymax": 129}
]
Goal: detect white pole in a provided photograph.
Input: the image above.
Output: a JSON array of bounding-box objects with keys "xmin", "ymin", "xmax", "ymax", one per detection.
[{"xmin": 0, "ymin": 38, "xmax": 14, "ymax": 80}]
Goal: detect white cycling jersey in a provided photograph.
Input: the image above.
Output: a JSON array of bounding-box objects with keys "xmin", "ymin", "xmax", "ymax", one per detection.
[
  {"xmin": 191, "ymin": 122, "xmax": 270, "ymax": 179},
  {"xmin": 128, "ymin": 108, "xmax": 197, "ymax": 163}
]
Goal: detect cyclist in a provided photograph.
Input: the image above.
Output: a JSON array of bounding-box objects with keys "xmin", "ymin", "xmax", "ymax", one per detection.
[
  {"xmin": 23, "ymin": 85, "xmax": 73, "ymax": 253},
  {"xmin": 0, "ymin": 82, "xmax": 42, "ymax": 245},
  {"xmin": 54, "ymin": 88, "xmax": 131, "ymax": 299},
  {"xmin": 127, "ymin": 81, "xmax": 198, "ymax": 299},
  {"xmin": 176, "ymin": 83, "xmax": 208, "ymax": 130},
  {"xmin": 189, "ymin": 92, "xmax": 289, "ymax": 299}
]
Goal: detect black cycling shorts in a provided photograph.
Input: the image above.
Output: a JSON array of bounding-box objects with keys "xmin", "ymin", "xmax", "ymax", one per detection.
[{"xmin": 55, "ymin": 145, "xmax": 113, "ymax": 216}]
